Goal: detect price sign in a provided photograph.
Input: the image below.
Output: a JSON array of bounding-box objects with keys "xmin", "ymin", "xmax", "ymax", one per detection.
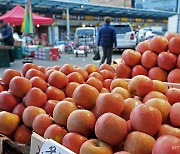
[{"xmin": 39, "ymin": 139, "xmax": 75, "ymax": 154}]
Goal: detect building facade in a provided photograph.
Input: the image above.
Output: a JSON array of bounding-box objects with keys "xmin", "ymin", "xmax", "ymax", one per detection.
[
  {"xmin": 134, "ymin": 0, "xmax": 178, "ymax": 12},
  {"xmin": 90, "ymin": 0, "xmax": 132, "ymax": 8}
]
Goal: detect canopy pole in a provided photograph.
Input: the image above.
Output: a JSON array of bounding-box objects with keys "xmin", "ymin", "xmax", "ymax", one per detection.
[{"xmin": 66, "ymin": 7, "xmax": 70, "ymax": 40}]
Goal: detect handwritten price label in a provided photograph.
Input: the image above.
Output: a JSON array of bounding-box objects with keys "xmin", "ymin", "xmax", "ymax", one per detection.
[{"xmin": 39, "ymin": 139, "xmax": 75, "ymax": 154}]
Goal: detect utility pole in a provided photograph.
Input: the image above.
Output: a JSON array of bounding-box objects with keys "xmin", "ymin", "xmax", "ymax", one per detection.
[{"xmin": 66, "ymin": 7, "xmax": 70, "ymax": 40}]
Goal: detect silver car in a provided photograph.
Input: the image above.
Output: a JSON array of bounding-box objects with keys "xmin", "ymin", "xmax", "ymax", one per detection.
[{"xmin": 112, "ymin": 23, "xmax": 137, "ymax": 50}]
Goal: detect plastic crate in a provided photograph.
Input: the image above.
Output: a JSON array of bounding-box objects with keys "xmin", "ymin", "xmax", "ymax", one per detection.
[
  {"xmin": 0, "ymin": 50, "xmax": 9, "ymax": 59},
  {"xmin": 0, "ymin": 59, "xmax": 10, "ymax": 67},
  {"xmin": 14, "ymin": 46, "xmax": 23, "ymax": 59}
]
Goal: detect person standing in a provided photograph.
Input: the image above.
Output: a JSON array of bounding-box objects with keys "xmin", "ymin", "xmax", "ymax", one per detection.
[
  {"xmin": 98, "ymin": 17, "xmax": 117, "ymax": 65},
  {"xmin": 0, "ymin": 20, "xmax": 14, "ymax": 64}
]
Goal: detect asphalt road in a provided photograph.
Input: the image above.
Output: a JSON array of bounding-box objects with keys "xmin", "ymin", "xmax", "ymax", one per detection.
[{"xmin": 0, "ymin": 51, "xmax": 122, "ymax": 77}]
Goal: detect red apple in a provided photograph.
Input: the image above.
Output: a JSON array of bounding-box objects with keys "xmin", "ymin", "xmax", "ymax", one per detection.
[
  {"xmin": 121, "ymin": 98, "xmax": 142, "ymax": 121},
  {"xmin": 130, "ymin": 104, "xmax": 162, "ymax": 136},
  {"xmin": 12, "ymin": 103, "xmax": 26, "ymax": 118},
  {"xmin": 152, "ymin": 135, "xmax": 180, "ymax": 154},
  {"xmin": 128, "ymin": 75, "xmax": 153, "ymax": 97},
  {"xmin": 42, "ymin": 100, "xmax": 58, "ymax": 117},
  {"xmin": 95, "ymin": 113, "xmax": 128, "ymax": 146},
  {"xmin": 0, "ymin": 91, "xmax": 18, "ymax": 112},
  {"xmin": 32, "ymin": 114, "xmax": 54, "ymax": 136},
  {"xmin": 177, "ymin": 55, "xmax": 180, "ymax": 68},
  {"xmin": 136, "ymin": 41, "xmax": 150, "ymax": 54},
  {"xmin": 170, "ymin": 103, "xmax": 180, "ymax": 127},
  {"xmin": 122, "ymin": 49, "xmax": 141, "ymax": 67},
  {"xmin": 167, "ymin": 69, "xmax": 180, "ymax": 83},
  {"xmin": 168, "ymin": 36, "xmax": 180, "ymax": 55},
  {"xmin": 116, "ymin": 63, "xmax": 132, "ymax": 78},
  {"xmin": 141, "ymin": 50, "xmax": 158, "ymax": 69},
  {"xmin": 157, "ymin": 124, "xmax": 180, "ymax": 138},
  {"xmin": 150, "ymin": 36, "xmax": 168, "ymax": 54},
  {"xmin": 14, "ymin": 124, "xmax": 32, "ymax": 144},
  {"xmin": 144, "ymin": 98, "xmax": 171, "ymax": 124},
  {"xmin": 44, "ymin": 124, "xmax": 68, "ymax": 144},
  {"xmin": 148, "ymin": 67, "xmax": 168, "ymax": 82},
  {"xmin": 67, "ymin": 110, "xmax": 96, "ymax": 137},
  {"xmin": 96, "ymin": 93, "xmax": 124, "ymax": 116},
  {"xmin": 53, "ymin": 101, "xmax": 78, "ymax": 127},
  {"xmin": 131, "ymin": 65, "xmax": 148, "ymax": 77},
  {"xmin": 62, "ymin": 133, "xmax": 88, "ymax": 154},
  {"xmin": 124, "ymin": 131, "xmax": 155, "ymax": 154},
  {"xmin": 157, "ymin": 52, "xmax": 177, "ymax": 71},
  {"xmin": 80, "ymin": 139, "xmax": 113, "ymax": 154},
  {"xmin": 166, "ymin": 88, "xmax": 180, "ymax": 105}
]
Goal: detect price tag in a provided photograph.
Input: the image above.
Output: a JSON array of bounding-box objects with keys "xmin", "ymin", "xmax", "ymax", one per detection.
[{"xmin": 39, "ymin": 139, "xmax": 75, "ymax": 154}]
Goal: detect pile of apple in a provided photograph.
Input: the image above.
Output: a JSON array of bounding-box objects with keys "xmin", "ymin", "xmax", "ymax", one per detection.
[
  {"xmin": 116, "ymin": 33, "xmax": 180, "ymax": 83},
  {"xmin": 0, "ymin": 62, "xmax": 180, "ymax": 154}
]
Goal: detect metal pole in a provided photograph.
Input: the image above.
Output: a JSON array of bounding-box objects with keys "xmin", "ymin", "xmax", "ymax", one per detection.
[
  {"xmin": 177, "ymin": 0, "xmax": 180, "ymax": 33},
  {"xmin": 66, "ymin": 7, "xmax": 70, "ymax": 40}
]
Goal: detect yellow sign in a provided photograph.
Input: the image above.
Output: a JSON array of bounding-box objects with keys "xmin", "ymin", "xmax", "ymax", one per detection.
[
  {"xmin": 121, "ymin": 17, "xmax": 128, "ymax": 22},
  {"xmin": 135, "ymin": 18, "xmax": 142, "ymax": 22}
]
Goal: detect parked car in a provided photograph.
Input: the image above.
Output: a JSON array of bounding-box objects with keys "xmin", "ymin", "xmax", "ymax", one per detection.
[{"xmin": 111, "ymin": 23, "xmax": 137, "ymax": 50}]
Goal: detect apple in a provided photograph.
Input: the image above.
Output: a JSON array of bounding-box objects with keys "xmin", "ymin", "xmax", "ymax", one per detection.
[
  {"xmin": 141, "ymin": 50, "xmax": 157, "ymax": 69},
  {"xmin": 95, "ymin": 113, "xmax": 128, "ymax": 146},
  {"xmin": 121, "ymin": 98, "xmax": 142, "ymax": 121},
  {"xmin": 166, "ymin": 88, "xmax": 180, "ymax": 105},
  {"xmin": 62, "ymin": 133, "xmax": 88, "ymax": 154},
  {"xmin": 0, "ymin": 111, "xmax": 20, "ymax": 135},
  {"xmin": 96, "ymin": 93, "xmax": 124, "ymax": 116},
  {"xmin": 148, "ymin": 67, "xmax": 168, "ymax": 82},
  {"xmin": 168, "ymin": 36, "xmax": 180, "ymax": 55},
  {"xmin": 150, "ymin": 36, "xmax": 168, "ymax": 54},
  {"xmin": 157, "ymin": 124, "xmax": 180, "ymax": 138},
  {"xmin": 152, "ymin": 135, "xmax": 180, "ymax": 154},
  {"xmin": 152, "ymin": 80, "xmax": 168, "ymax": 94},
  {"xmin": 67, "ymin": 110, "xmax": 96, "ymax": 137},
  {"xmin": 53, "ymin": 101, "xmax": 78, "ymax": 127},
  {"xmin": 44, "ymin": 124, "xmax": 68, "ymax": 144},
  {"xmin": 116, "ymin": 63, "xmax": 132, "ymax": 78},
  {"xmin": 14, "ymin": 124, "xmax": 32, "ymax": 144},
  {"xmin": 80, "ymin": 139, "xmax": 113, "ymax": 154},
  {"xmin": 144, "ymin": 98, "xmax": 171, "ymax": 124},
  {"xmin": 12, "ymin": 103, "xmax": 26, "ymax": 118},
  {"xmin": 167, "ymin": 69, "xmax": 180, "ymax": 83},
  {"xmin": 170, "ymin": 103, "xmax": 180, "ymax": 127},
  {"xmin": 2, "ymin": 69, "xmax": 21, "ymax": 85},
  {"xmin": 22, "ymin": 106, "xmax": 46, "ymax": 128},
  {"xmin": 111, "ymin": 87, "xmax": 132, "ymax": 99},
  {"xmin": 128, "ymin": 75, "xmax": 153, "ymax": 97},
  {"xmin": 130, "ymin": 104, "xmax": 162, "ymax": 136},
  {"xmin": 32, "ymin": 114, "xmax": 54, "ymax": 136},
  {"xmin": 122, "ymin": 49, "xmax": 141, "ymax": 67},
  {"xmin": 157, "ymin": 52, "xmax": 177, "ymax": 71},
  {"xmin": 124, "ymin": 131, "xmax": 155, "ymax": 154},
  {"xmin": 131, "ymin": 65, "xmax": 148, "ymax": 77},
  {"xmin": 136, "ymin": 41, "xmax": 150, "ymax": 54},
  {"xmin": 177, "ymin": 55, "xmax": 180, "ymax": 68},
  {"xmin": 0, "ymin": 91, "xmax": 18, "ymax": 112},
  {"xmin": 143, "ymin": 91, "xmax": 168, "ymax": 103},
  {"xmin": 42, "ymin": 100, "xmax": 58, "ymax": 117}
]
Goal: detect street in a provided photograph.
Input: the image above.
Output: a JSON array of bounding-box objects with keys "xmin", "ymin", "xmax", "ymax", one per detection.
[{"xmin": 0, "ymin": 52, "xmax": 122, "ymax": 76}]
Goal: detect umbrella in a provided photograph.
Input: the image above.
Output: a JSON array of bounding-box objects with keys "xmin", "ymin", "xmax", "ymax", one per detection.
[{"xmin": 21, "ymin": 0, "xmax": 34, "ymax": 34}]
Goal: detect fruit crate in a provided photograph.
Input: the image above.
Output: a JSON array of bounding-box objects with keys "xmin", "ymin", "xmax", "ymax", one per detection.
[
  {"xmin": 30, "ymin": 132, "xmax": 75, "ymax": 154},
  {"xmin": 14, "ymin": 46, "xmax": 23, "ymax": 59},
  {"xmin": 0, "ymin": 134, "xmax": 30, "ymax": 154}
]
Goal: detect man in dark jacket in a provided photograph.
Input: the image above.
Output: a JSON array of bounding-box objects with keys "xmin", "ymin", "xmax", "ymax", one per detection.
[
  {"xmin": 98, "ymin": 17, "xmax": 117, "ymax": 65},
  {"xmin": 0, "ymin": 20, "xmax": 14, "ymax": 63}
]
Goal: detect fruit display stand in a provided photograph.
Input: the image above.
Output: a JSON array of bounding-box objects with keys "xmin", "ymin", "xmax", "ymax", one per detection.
[{"xmin": 0, "ymin": 134, "xmax": 30, "ymax": 154}]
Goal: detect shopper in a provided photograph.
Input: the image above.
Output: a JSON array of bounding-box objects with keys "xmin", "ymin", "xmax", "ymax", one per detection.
[
  {"xmin": 0, "ymin": 20, "xmax": 14, "ymax": 64},
  {"xmin": 98, "ymin": 17, "xmax": 117, "ymax": 65}
]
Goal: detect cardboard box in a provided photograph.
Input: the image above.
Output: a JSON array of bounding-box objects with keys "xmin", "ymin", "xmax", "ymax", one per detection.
[{"xmin": 14, "ymin": 41, "xmax": 22, "ymax": 46}]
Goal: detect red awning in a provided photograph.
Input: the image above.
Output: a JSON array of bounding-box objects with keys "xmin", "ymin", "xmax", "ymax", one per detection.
[{"xmin": 0, "ymin": 5, "xmax": 54, "ymax": 25}]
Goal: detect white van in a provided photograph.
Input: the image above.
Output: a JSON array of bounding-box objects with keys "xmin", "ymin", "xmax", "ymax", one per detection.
[{"xmin": 74, "ymin": 27, "xmax": 98, "ymax": 48}]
